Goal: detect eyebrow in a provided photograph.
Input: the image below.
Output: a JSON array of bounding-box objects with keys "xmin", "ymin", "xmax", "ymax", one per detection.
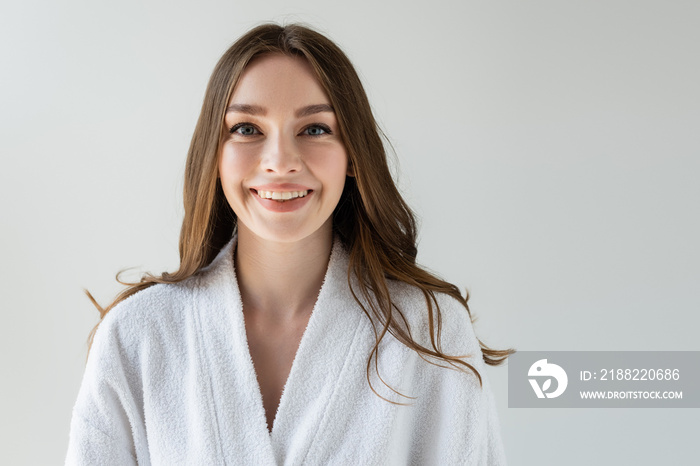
[
  {"xmin": 225, "ymin": 103, "xmax": 334, "ymax": 118},
  {"xmin": 295, "ymin": 104, "xmax": 334, "ymax": 118}
]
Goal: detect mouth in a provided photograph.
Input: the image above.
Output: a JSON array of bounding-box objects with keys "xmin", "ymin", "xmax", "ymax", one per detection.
[{"xmin": 250, "ymin": 188, "xmax": 313, "ymax": 202}]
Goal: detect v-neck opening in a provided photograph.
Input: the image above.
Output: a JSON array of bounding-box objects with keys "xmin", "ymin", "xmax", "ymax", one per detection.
[
  {"xmin": 265, "ymin": 306, "xmax": 316, "ymax": 436},
  {"xmin": 267, "ymin": 294, "xmax": 322, "ymax": 436},
  {"xmin": 232, "ymin": 235, "xmax": 341, "ymax": 439}
]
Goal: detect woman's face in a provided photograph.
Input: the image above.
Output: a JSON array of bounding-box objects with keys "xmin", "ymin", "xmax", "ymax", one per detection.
[{"xmin": 219, "ymin": 53, "xmax": 351, "ymax": 244}]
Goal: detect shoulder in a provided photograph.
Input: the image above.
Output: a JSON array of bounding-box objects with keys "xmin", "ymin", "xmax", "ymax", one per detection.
[
  {"xmin": 90, "ymin": 276, "xmax": 204, "ymax": 364},
  {"xmin": 101, "ymin": 280, "xmax": 191, "ymax": 333},
  {"xmin": 91, "ymin": 240, "xmax": 236, "ymax": 363},
  {"xmin": 386, "ymin": 279, "xmax": 483, "ymax": 362}
]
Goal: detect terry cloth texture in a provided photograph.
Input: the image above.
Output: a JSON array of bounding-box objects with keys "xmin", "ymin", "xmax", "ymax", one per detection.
[{"xmin": 66, "ymin": 235, "xmax": 507, "ymax": 465}]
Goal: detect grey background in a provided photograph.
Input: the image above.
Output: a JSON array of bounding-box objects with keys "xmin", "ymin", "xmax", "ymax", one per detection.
[{"xmin": 1, "ymin": 0, "xmax": 698, "ymax": 464}]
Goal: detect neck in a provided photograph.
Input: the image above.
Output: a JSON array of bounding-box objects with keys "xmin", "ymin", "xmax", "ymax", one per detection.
[{"xmin": 234, "ymin": 222, "xmax": 334, "ymax": 321}]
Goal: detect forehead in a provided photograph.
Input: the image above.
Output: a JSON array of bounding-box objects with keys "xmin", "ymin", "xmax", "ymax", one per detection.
[{"xmin": 228, "ymin": 53, "xmax": 330, "ymax": 107}]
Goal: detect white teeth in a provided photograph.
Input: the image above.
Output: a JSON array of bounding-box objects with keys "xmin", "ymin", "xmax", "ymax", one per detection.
[{"xmin": 256, "ymin": 190, "xmax": 308, "ymax": 200}]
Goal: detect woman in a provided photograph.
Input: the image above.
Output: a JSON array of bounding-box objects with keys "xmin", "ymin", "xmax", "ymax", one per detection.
[{"xmin": 66, "ymin": 23, "xmax": 513, "ymax": 465}]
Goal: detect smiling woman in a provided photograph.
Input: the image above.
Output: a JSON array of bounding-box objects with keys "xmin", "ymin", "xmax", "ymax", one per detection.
[{"xmin": 66, "ymin": 23, "xmax": 513, "ymax": 465}]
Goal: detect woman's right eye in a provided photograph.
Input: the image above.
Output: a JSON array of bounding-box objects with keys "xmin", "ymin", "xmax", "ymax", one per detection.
[{"xmin": 229, "ymin": 123, "xmax": 260, "ymax": 136}]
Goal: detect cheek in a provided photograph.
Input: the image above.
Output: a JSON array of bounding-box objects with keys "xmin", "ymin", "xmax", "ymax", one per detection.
[
  {"xmin": 328, "ymin": 150, "xmax": 350, "ymax": 190},
  {"xmin": 219, "ymin": 146, "xmax": 254, "ymax": 184},
  {"xmin": 307, "ymin": 146, "xmax": 348, "ymax": 184},
  {"xmin": 218, "ymin": 156, "xmax": 250, "ymax": 215}
]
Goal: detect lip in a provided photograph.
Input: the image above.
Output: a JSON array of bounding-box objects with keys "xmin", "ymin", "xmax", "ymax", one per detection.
[
  {"xmin": 250, "ymin": 183, "xmax": 313, "ymax": 191},
  {"xmin": 251, "ymin": 188, "xmax": 314, "ymax": 213}
]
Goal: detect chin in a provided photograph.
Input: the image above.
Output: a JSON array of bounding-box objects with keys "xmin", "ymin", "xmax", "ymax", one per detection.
[{"xmin": 238, "ymin": 219, "xmax": 333, "ymax": 245}]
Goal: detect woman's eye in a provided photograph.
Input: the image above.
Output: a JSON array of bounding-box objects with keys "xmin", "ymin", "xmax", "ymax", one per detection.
[
  {"xmin": 303, "ymin": 124, "xmax": 331, "ymax": 136},
  {"xmin": 229, "ymin": 123, "xmax": 260, "ymax": 136}
]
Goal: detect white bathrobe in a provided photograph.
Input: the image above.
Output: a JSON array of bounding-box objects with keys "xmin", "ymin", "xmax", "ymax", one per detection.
[{"xmin": 66, "ymin": 235, "xmax": 507, "ymax": 465}]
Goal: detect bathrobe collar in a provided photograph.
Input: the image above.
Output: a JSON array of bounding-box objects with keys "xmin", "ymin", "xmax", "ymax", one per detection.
[{"xmin": 194, "ymin": 233, "xmax": 369, "ymax": 464}]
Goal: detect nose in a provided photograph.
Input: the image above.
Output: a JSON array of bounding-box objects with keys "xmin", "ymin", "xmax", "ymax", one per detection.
[{"xmin": 260, "ymin": 130, "xmax": 302, "ymax": 174}]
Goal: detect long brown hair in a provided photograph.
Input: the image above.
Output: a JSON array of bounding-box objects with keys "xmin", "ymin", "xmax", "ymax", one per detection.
[{"xmin": 86, "ymin": 23, "xmax": 514, "ymax": 402}]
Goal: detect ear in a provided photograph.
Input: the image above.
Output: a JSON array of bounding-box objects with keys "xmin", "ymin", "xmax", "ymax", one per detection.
[{"xmin": 346, "ymin": 163, "xmax": 355, "ymax": 177}]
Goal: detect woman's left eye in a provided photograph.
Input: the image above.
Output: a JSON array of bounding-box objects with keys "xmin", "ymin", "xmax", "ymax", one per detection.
[{"xmin": 302, "ymin": 124, "xmax": 331, "ymax": 136}]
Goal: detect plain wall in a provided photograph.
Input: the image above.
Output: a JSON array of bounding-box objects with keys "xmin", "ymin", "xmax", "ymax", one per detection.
[{"xmin": 1, "ymin": 0, "xmax": 698, "ymax": 464}]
